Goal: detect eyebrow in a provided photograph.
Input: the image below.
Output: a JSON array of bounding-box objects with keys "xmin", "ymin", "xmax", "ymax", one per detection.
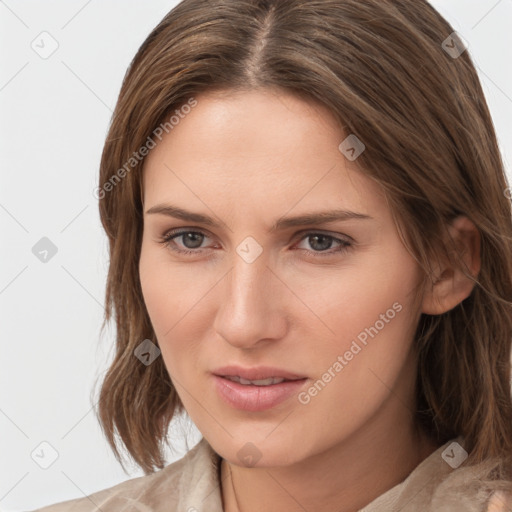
[{"xmin": 145, "ymin": 204, "xmax": 373, "ymax": 232}]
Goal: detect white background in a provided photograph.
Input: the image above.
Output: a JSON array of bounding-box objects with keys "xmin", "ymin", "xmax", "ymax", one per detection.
[{"xmin": 1, "ymin": 1, "xmax": 511, "ymax": 510}]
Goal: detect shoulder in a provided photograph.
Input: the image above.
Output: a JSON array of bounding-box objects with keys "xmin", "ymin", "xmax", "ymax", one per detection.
[
  {"xmin": 28, "ymin": 438, "xmax": 223, "ymax": 512},
  {"xmin": 428, "ymin": 451, "xmax": 512, "ymax": 512},
  {"xmin": 384, "ymin": 437, "xmax": 512, "ymax": 512},
  {"xmin": 486, "ymin": 490, "xmax": 512, "ymax": 512}
]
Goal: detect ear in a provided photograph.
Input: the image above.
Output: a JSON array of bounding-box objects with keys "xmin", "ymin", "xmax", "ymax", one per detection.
[{"xmin": 421, "ymin": 216, "xmax": 481, "ymax": 315}]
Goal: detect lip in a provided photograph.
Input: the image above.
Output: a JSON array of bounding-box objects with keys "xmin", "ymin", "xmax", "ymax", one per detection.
[
  {"xmin": 212, "ymin": 365, "xmax": 307, "ymax": 381},
  {"xmin": 213, "ymin": 375, "xmax": 308, "ymax": 411}
]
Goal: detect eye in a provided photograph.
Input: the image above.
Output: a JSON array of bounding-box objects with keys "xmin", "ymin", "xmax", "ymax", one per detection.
[
  {"xmin": 158, "ymin": 229, "xmax": 213, "ymax": 255},
  {"xmin": 294, "ymin": 232, "xmax": 352, "ymax": 256},
  {"xmin": 157, "ymin": 228, "xmax": 353, "ymax": 258}
]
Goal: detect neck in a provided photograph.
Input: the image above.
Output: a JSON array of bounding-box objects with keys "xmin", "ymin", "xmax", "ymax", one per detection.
[{"xmin": 220, "ymin": 423, "xmax": 440, "ymax": 512}]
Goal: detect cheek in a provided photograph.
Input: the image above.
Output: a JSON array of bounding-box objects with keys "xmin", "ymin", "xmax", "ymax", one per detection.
[
  {"xmin": 139, "ymin": 242, "xmax": 214, "ymax": 373},
  {"xmin": 140, "ymin": 241, "xmax": 202, "ymax": 332},
  {"xmin": 305, "ymin": 247, "xmax": 422, "ymax": 388},
  {"xmin": 298, "ymin": 278, "xmax": 419, "ymax": 431},
  {"xmin": 306, "ymin": 253, "xmax": 420, "ymax": 341},
  {"xmin": 139, "ymin": 246, "xmax": 173, "ymax": 333}
]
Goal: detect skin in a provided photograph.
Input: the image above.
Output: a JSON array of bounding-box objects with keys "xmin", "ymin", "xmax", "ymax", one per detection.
[{"xmin": 139, "ymin": 88, "xmax": 481, "ymax": 512}]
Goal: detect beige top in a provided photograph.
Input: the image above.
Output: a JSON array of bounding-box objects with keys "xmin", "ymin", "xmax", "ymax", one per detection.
[{"xmin": 30, "ymin": 436, "xmax": 512, "ymax": 512}]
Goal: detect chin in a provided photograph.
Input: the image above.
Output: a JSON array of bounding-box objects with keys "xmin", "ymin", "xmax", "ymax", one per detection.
[{"xmin": 211, "ymin": 433, "xmax": 311, "ymax": 468}]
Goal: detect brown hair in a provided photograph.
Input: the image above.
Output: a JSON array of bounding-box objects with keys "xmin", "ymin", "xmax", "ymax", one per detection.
[{"xmin": 92, "ymin": 0, "xmax": 512, "ymax": 490}]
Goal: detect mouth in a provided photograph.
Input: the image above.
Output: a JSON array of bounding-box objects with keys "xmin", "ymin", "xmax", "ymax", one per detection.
[
  {"xmin": 212, "ymin": 370, "xmax": 308, "ymax": 412},
  {"xmin": 220, "ymin": 375, "xmax": 304, "ymax": 386},
  {"xmin": 212, "ymin": 365, "xmax": 307, "ymax": 382}
]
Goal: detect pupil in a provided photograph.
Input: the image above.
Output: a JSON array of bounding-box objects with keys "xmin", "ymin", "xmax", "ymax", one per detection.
[
  {"xmin": 183, "ymin": 232, "xmax": 203, "ymax": 249},
  {"xmin": 310, "ymin": 235, "xmax": 332, "ymax": 251}
]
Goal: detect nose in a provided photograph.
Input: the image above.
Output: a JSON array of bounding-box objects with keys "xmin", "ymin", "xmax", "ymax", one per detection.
[{"xmin": 213, "ymin": 247, "xmax": 288, "ymax": 349}]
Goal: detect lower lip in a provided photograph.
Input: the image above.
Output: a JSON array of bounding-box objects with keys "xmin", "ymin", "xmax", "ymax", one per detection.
[{"xmin": 213, "ymin": 375, "xmax": 308, "ymax": 412}]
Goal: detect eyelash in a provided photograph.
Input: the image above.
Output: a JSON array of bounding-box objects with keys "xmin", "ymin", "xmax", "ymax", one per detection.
[{"xmin": 157, "ymin": 228, "xmax": 353, "ymax": 258}]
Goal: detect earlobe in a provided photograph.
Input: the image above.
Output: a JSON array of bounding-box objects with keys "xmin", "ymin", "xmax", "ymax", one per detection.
[{"xmin": 421, "ymin": 216, "xmax": 481, "ymax": 316}]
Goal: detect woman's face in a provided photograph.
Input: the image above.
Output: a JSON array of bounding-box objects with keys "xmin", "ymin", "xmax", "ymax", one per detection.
[{"xmin": 139, "ymin": 88, "xmax": 425, "ymax": 467}]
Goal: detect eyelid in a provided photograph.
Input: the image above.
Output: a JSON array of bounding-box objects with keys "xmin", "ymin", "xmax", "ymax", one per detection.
[
  {"xmin": 292, "ymin": 228, "xmax": 354, "ymax": 243},
  {"xmin": 161, "ymin": 226, "xmax": 354, "ymax": 242}
]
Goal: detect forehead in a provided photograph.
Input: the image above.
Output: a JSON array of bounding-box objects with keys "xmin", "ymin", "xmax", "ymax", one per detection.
[{"xmin": 142, "ymin": 88, "xmax": 388, "ymax": 220}]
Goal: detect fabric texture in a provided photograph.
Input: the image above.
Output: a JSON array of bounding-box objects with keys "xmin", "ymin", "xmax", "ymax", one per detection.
[{"xmin": 29, "ymin": 436, "xmax": 511, "ymax": 512}]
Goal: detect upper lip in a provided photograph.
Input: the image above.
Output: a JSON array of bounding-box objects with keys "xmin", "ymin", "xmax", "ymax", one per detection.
[{"xmin": 213, "ymin": 365, "xmax": 307, "ymax": 381}]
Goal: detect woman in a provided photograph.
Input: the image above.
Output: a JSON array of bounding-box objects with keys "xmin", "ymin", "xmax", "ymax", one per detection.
[{"xmin": 32, "ymin": 0, "xmax": 512, "ymax": 510}]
